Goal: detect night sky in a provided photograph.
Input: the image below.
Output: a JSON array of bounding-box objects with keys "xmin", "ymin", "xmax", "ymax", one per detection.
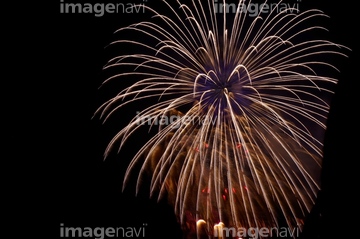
[{"xmin": 22, "ymin": 0, "xmax": 357, "ymax": 238}]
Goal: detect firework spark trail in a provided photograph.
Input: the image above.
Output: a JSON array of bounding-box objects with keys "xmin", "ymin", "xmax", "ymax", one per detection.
[{"xmin": 95, "ymin": 0, "xmax": 350, "ymax": 238}]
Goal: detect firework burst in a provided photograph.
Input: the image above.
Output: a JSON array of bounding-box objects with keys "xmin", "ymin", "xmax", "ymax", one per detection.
[{"xmin": 95, "ymin": 0, "xmax": 349, "ymax": 238}]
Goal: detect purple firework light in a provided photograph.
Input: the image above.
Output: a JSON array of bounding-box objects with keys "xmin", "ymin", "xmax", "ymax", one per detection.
[{"xmin": 95, "ymin": 0, "xmax": 350, "ymax": 238}]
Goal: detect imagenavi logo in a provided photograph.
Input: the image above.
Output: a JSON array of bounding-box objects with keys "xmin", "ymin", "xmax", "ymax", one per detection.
[
  {"xmin": 59, "ymin": 0, "xmax": 147, "ymax": 17},
  {"xmin": 213, "ymin": 223, "xmax": 301, "ymax": 239},
  {"xmin": 60, "ymin": 223, "xmax": 148, "ymax": 238},
  {"xmin": 214, "ymin": 0, "xmax": 301, "ymax": 16}
]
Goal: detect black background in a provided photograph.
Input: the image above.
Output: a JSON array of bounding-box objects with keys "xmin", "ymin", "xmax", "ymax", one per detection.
[{"xmin": 13, "ymin": 0, "xmax": 357, "ymax": 238}]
